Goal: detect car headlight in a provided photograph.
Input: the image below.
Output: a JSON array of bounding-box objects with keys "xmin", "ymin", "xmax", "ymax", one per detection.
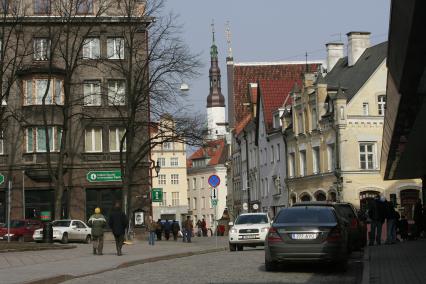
[
  {"xmin": 230, "ymin": 228, "xmax": 238, "ymax": 234},
  {"xmin": 261, "ymin": 227, "xmax": 270, "ymax": 233}
]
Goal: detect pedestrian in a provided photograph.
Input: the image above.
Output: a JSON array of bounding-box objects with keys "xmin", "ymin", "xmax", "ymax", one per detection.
[
  {"xmin": 398, "ymin": 215, "xmax": 409, "ymax": 241},
  {"xmin": 156, "ymin": 219, "xmax": 163, "ymax": 241},
  {"xmin": 88, "ymin": 207, "xmax": 107, "ymax": 255},
  {"xmin": 147, "ymin": 216, "xmax": 157, "ymax": 246},
  {"xmin": 368, "ymin": 195, "xmax": 386, "ymax": 245},
  {"xmin": 413, "ymin": 199, "xmax": 424, "ymax": 238},
  {"xmin": 201, "ymin": 218, "xmax": 207, "ymax": 237},
  {"xmin": 108, "ymin": 202, "xmax": 128, "ymax": 256},
  {"xmin": 164, "ymin": 220, "xmax": 171, "ymax": 241},
  {"xmin": 385, "ymin": 200, "xmax": 398, "ymax": 244},
  {"xmin": 196, "ymin": 220, "xmax": 202, "ymax": 237},
  {"xmin": 171, "ymin": 220, "xmax": 180, "ymax": 241},
  {"xmin": 183, "ymin": 216, "xmax": 193, "ymax": 243}
]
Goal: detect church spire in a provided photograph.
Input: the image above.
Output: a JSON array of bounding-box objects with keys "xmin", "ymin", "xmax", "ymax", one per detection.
[
  {"xmin": 210, "ymin": 19, "xmax": 218, "ymax": 58},
  {"xmin": 207, "ymin": 19, "xmax": 225, "ymax": 108}
]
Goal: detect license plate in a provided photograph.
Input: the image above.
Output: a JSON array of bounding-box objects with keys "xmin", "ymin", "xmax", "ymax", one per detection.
[
  {"xmin": 291, "ymin": 233, "xmax": 317, "ymax": 240},
  {"xmin": 239, "ymin": 234, "xmax": 257, "ymax": 240}
]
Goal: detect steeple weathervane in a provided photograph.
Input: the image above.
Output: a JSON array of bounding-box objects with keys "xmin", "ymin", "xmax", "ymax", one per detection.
[
  {"xmin": 225, "ymin": 21, "xmax": 233, "ymax": 59},
  {"xmin": 210, "ymin": 19, "xmax": 218, "ymax": 58}
]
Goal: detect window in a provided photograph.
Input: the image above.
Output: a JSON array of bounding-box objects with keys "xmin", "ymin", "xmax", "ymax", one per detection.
[
  {"xmin": 107, "ymin": 80, "xmax": 125, "ymax": 106},
  {"xmin": 26, "ymin": 126, "xmax": 61, "ymax": 153},
  {"xmin": 362, "ymin": 102, "xmax": 369, "ymax": 116},
  {"xmin": 34, "ymin": 0, "xmax": 50, "ymax": 14},
  {"xmin": 201, "ymin": 177, "xmax": 205, "ymax": 189},
  {"xmin": 264, "ymin": 148, "xmax": 267, "ymax": 165},
  {"xmin": 378, "ymin": 95, "xmax": 386, "ymax": 116},
  {"xmin": 158, "ymin": 174, "xmax": 166, "ymax": 185},
  {"xmin": 276, "ymin": 144, "xmax": 281, "ymax": 161},
  {"xmin": 85, "ymin": 127, "xmax": 102, "ymax": 152},
  {"xmin": 157, "ymin": 157, "xmax": 165, "ymax": 167},
  {"xmin": 162, "ymin": 142, "xmax": 171, "ymax": 150},
  {"xmin": 0, "ymin": 131, "xmax": 4, "ymax": 154},
  {"xmin": 360, "ymin": 143, "xmax": 375, "ymax": 170},
  {"xmin": 24, "ymin": 78, "xmax": 63, "ymax": 105},
  {"xmin": 192, "ymin": 178, "xmax": 196, "ymax": 189},
  {"xmin": 107, "ymin": 38, "xmax": 125, "ymax": 59},
  {"xmin": 83, "ymin": 80, "xmax": 101, "ymax": 106},
  {"xmin": 327, "ymin": 144, "xmax": 335, "ymax": 172},
  {"xmin": 312, "ymin": 146, "xmax": 320, "ymax": 174},
  {"xmin": 170, "ymin": 157, "xmax": 179, "ymax": 167},
  {"xmin": 76, "ymin": 0, "xmax": 93, "ymax": 14},
  {"xmin": 172, "ymin": 192, "xmax": 179, "ymax": 206},
  {"xmin": 299, "ymin": 150, "xmax": 307, "ymax": 176},
  {"xmin": 160, "ymin": 192, "xmax": 167, "ymax": 206},
  {"xmin": 109, "ymin": 127, "xmax": 126, "ymax": 152},
  {"xmin": 298, "ymin": 112, "xmax": 304, "ymax": 134},
  {"xmin": 288, "ymin": 153, "xmax": 295, "ymax": 178},
  {"xmin": 265, "ymin": 177, "xmax": 269, "ymax": 196},
  {"xmin": 33, "ymin": 38, "xmax": 50, "ymax": 60},
  {"xmin": 271, "ymin": 145, "xmax": 274, "ymax": 163},
  {"xmin": 202, "ymin": 197, "xmax": 206, "ymax": 209},
  {"xmin": 171, "ymin": 174, "xmax": 179, "ymax": 185},
  {"xmin": 193, "ymin": 197, "xmax": 197, "ymax": 210},
  {"xmin": 311, "ymin": 107, "xmax": 317, "ymax": 130},
  {"xmin": 82, "ymin": 38, "xmax": 100, "ymax": 59},
  {"xmin": 187, "ymin": 198, "xmax": 191, "ymax": 210},
  {"xmin": 273, "ymin": 113, "xmax": 280, "ymax": 128},
  {"xmin": 340, "ymin": 106, "xmax": 345, "ymax": 119}
]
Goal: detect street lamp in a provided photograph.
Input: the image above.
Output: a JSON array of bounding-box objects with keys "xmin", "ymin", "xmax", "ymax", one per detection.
[{"xmin": 153, "ymin": 160, "xmax": 161, "ymax": 177}]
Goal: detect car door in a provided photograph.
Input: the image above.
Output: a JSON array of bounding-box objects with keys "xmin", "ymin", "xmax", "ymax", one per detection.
[
  {"xmin": 76, "ymin": 221, "xmax": 88, "ymax": 240},
  {"xmin": 69, "ymin": 221, "xmax": 80, "ymax": 240}
]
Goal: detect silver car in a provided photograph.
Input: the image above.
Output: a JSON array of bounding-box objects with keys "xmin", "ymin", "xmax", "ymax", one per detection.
[{"xmin": 264, "ymin": 206, "xmax": 349, "ymax": 271}]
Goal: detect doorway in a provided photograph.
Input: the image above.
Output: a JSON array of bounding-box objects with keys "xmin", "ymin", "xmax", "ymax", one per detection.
[
  {"xmin": 86, "ymin": 189, "xmax": 122, "ymax": 223},
  {"xmin": 0, "ymin": 191, "xmax": 5, "ymax": 223},
  {"xmin": 400, "ymin": 189, "xmax": 419, "ymax": 220}
]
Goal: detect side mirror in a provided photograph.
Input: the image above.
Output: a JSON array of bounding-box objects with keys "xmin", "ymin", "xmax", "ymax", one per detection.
[{"xmin": 228, "ymin": 222, "xmax": 234, "ymax": 226}]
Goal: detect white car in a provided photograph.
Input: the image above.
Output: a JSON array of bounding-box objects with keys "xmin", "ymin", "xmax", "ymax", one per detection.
[
  {"xmin": 33, "ymin": 220, "xmax": 92, "ymax": 244},
  {"xmin": 228, "ymin": 213, "xmax": 271, "ymax": 251}
]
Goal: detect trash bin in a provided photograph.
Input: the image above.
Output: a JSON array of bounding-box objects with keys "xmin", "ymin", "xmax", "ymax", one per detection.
[{"xmin": 42, "ymin": 222, "xmax": 53, "ymax": 243}]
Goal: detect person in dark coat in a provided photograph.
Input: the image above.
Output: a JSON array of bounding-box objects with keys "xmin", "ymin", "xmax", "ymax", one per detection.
[
  {"xmin": 413, "ymin": 199, "xmax": 424, "ymax": 238},
  {"xmin": 368, "ymin": 196, "xmax": 386, "ymax": 245},
  {"xmin": 156, "ymin": 219, "xmax": 163, "ymax": 241},
  {"xmin": 164, "ymin": 220, "xmax": 171, "ymax": 241},
  {"xmin": 398, "ymin": 215, "xmax": 409, "ymax": 241},
  {"xmin": 171, "ymin": 220, "xmax": 180, "ymax": 241},
  {"xmin": 108, "ymin": 202, "xmax": 128, "ymax": 256},
  {"xmin": 385, "ymin": 201, "xmax": 398, "ymax": 244},
  {"xmin": 201, "ymin": 219, "xmax": 207, "ymax": 237}
]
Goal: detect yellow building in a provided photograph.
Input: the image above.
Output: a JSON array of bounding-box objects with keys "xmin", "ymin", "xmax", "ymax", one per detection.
[{"xmin": 283, "ymin": 33, "xmax": 421, "ymax": 217}]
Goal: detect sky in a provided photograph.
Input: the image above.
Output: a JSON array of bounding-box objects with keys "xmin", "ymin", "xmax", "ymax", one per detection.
[{"xmin": 164, "ymin": 0, "xmax": 390, "ymax": 117}]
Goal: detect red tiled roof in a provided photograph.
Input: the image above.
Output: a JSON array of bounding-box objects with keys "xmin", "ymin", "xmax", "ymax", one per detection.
[
  {"xmin": 234, "ymin": 114, "xmax": 252, "ymax": 136},
  {"xmin": 233, "ymin": 63, "xmax": 320, "ymax": 126},
  {"xmin": 187, "ymin": 139, "xmax": 227, "ymax": 168},
  {"xmin": 258, "ymin": 79, "xmax": 294, "ymax": 133}
]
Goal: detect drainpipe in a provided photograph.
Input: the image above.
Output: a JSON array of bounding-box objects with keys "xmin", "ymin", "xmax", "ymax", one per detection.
[
  {"xmin": 282, "ymin": 133, "xmax": 290, "ymax": 207},
  {"xmin": 244, "ymin": 131, "xmax": 251, "ymax": 212}
]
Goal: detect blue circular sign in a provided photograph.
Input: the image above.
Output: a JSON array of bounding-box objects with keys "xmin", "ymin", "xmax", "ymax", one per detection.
[{"xmin": 208, "ymin": 175, "xmax": 220, "ymax": 187}]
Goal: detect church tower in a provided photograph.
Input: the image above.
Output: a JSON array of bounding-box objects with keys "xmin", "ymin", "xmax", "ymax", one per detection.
[{"xmin": 207, "ymin": 22, "xmax": 226, "ymax": 140}]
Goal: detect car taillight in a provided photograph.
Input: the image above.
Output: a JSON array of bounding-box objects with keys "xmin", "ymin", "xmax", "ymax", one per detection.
[
  {"xmin": 350, "ymin": 218, "xmax": 358, "ymax": 229},
  {"xmin": 327, "ymin": 226, "xmax": 343, "ymax": 242},
  {"xmin": 267, "ymin": 227, "xmax": 281, "ymax": 243}
]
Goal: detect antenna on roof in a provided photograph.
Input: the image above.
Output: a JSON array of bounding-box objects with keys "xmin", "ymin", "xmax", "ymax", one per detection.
[
  {"xmin": 225, "ymin": 21, "xmax": 233, "ymax": 59},
  {"xmin": 330, "ymin": 32, "xmax": 343, "ymax": 42}
]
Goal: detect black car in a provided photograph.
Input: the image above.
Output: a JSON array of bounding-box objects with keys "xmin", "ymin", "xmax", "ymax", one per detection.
[
  {"xmin": 293, "ymin": 201, "xmax": 367, "ymax": 251},
  {"xmin": 265, "ymin": 206, "xmax": 349, "ymax": 271}
]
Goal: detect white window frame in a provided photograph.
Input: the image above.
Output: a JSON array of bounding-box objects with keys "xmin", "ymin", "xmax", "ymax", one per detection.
[
  {"xmin": 107, "ymin": 80, "xmax": 126, "ymax": 106},
  {"xmin": 85, "ymin": 127, "xmax": 103, "ymax": 153},
  {"xmin": 193, "ymin": 197, "xmax": 197, "ymax": 210},
  {"xmin": 288, "ymin": 152, "xmax": 295, "ymax": 178},
  {"xmin": 378, "ymin": 95, "xmax": 386, "ymax": 116},
  {"xmin": 362, "ymin": 102, "xmax": 369, "ymax": 116},
  {"xmin": 82, "ymin": 38, "xmax": 100, "ymax": 59},
  {"xmin": 107, "ymin": 37, "xmax": 125, "ymax": 59},
  {"xmin": 83, "ymin": 80, "xmax": 101, "ymax": 106},
  {"xmin": 192, "ymin": 178, "xmax": 196, "ymax": 189},
  {"xmin": 312, "ymin": 146, "xmax": 320, "ymax": 174},
  {"xmin": 172, "ymin": 192, "xmax": 179, "ymax": 206},
  {"xmin": 327, "ymin": 144, "xmax": 335, "ymax": 172},
  {"xmin": 109, "ymin": 127, "xmax": 126, "ymax": 152},
  {"xmin": 158, "ymin": 174, "xmax": 166, "ymax": 185},
  {"xmin": 170, "ymin": 157, "xmax": 179, "ymax": 167},
  {"xmin": 157, "ymin": 157, "xmax": 166, "ymax": 167},
  {"xmin": 171, "ymin": 174, "xmax": 179, "ymax": 185},
  {"xmin": 33, "ymin": 38, "xmax": 50, "ymax": 61},
  {"xmin": 359, "ymin": 142, "xmax": 376, "ymax": 170},
  {"xmin": 299, "ymin": 150, "xmax": 307, "ymax": 177},
  {"xmin": 25, "ymin": 78, "xmax": 63, "ymax": 105}
]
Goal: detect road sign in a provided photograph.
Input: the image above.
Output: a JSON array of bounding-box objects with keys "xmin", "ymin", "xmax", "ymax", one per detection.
[
  {"xmin": 208, "ymin": 175, "xmax": 220, "ymax": 188},
  {"xmin": 0, "ymin": 174, "xmax": 4, "ymax": 185},
  {"xmin": 152, "ymin": 188, "xmax": 163, "ymax": 202},
  {"xmin": 211, "ymin": 187, "xmax": 218, "ymax": 199},
  {"xmin": 211, "ymin": 199, "xmax": 218, "ymax": 206},
  {"xmin": 87, "ymin": 170, "xmax": 122, "ymax": 182}
]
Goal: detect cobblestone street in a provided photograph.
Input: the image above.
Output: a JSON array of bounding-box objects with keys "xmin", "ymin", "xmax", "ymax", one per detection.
[{"xmin": 64, "ymin": 248, "xmax": 363, "ymax": 284}]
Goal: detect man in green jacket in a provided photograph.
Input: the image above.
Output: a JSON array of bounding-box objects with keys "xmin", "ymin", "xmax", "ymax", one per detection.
[{"xmin": 88, "ymin": 207, "xmax": 107, "ymax": 255}]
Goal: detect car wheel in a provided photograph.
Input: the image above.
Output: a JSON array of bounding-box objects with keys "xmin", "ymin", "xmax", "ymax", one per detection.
[
  {"xmin": 265, "ymin": 259, "xmax": 278, "ymax": 272},
  {"xmin": 237, "ymin": 245, "xmax": 243, "ymax": 251},
  {"xmin": 61, "ymin": 233, "xmax": 69, "ymax": 244},
  {"xmin": 85, "ymin": 235, "xmax": 92, "ymax": 244},
  {"xmin": 229, "ymin": 243, "xmax": 236, "ymax": 252},
  {"xmin": 18, "ymin": 236, "xmax": 25, "ymax": 243}
]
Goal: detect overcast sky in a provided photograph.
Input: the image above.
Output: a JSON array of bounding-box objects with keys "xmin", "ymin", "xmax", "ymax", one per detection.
[{"xmin": 164, "ymin": 0, "xmax": 390, "ymax": 117}]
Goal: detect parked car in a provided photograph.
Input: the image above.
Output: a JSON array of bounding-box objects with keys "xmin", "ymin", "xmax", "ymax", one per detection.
[
  {"xmin": 0, "ymin": 219, "xmax": 43, "ymax": 242},
  {"xmin": 33, "ymin": 220, "xmax": 92, "ymax": 244},
  {"xmin": 293, "ymin": 201, "xmax": 367, "ymax": 250},
  {"xmin": 265, "ymin": 206, "xmax": 349, "ymax": 271},
  {"xmin": 228, "ymin": 213, "xmax": 271, "ymax": 251}
]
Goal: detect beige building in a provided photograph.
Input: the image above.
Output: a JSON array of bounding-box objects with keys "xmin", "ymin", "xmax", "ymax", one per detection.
[
  {"xmin": 283, "ymin": 32, "xmax": 421, "ymax": 217},
  {"xmin": 151, "ymin": 117, "xmax": 188, "ymax": 222}
]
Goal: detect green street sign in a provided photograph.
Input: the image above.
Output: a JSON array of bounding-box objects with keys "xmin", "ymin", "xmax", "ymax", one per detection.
[
  {"xmin": 0, "ymin": 174, "xmax": 4, "ymax": 185},
  {"xmin": 152, "ymin": 188, "xmax": 163, "ymax": 202},
  {"xmin": 212, "ymin": 199, "xmax": 218, "ymax": 206},
  {"xmin": 87, "ymin": 170, "xmax": 122, "ymax": 182}
]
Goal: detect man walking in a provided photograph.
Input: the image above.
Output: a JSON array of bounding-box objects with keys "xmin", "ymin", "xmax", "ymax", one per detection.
[
  {"xmin": 385, "ymin": 200, "xmax": 398, "ymax": 244},
  {"xmin": 88, "ymin": 207, "xmax": 107, "ymax": 255},
  {"xmin": 147, "ymin": 216, "xmax": 157, "ymax": 246},
  {"xmin": 171, "ymin": 220, "xmax": 180, "ymax": 241},
  {"xmin": 108, "ymin": 202, "xmax": 128, "ymax": 256},
  {"xmin": 183, "ymin": 216, "xmax": 193, "ymax": 243},
  {"xmin": 368, "ymin": 196, "xmax": 386, "ymax": 245},
  {"xmin": 164, "ymin": 220, "xmax": 171, "ymax": 241}
]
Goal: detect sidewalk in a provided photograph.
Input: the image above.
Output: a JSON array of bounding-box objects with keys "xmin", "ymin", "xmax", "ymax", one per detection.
[
  {"xmin": 363, "ymin": 239, "xmax": 426, "ymax": 284},
  {"xmin": 0, "ymin": 236, "xmax": 228, "ymax": 284}
]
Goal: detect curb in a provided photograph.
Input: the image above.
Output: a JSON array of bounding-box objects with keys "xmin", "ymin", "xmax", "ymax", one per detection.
[
  {"xmin": 25, "ymin": 247, "xmax": 227, "ymax": 284},
  {"xmin": 361, "ymin": 246, "xmax": 370, "ymax": 284}
]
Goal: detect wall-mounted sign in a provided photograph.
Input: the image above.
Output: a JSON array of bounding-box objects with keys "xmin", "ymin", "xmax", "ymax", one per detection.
[{"xmin": 87, "ymin": 170, "xmax": 122, "ymax": 182}]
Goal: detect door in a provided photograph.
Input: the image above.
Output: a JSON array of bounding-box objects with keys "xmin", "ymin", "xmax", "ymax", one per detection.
[
  {"xmin": 70, "ymin": 221, "xmax": 80, "ymax": 240},
  {"xmin": 400, "ymin": 189, "xmax": 419, "ymax": 220},
  {"xmin": 86, "ymin": 189, "xmax": 122, "ymax": 228},
  {"xmin": 75, "ymin": 221, "xmax": 89, "ymax": 240}
]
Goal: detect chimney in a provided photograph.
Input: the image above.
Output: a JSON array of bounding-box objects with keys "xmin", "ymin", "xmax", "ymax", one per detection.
[
  {"xmin": 347, "ymin": 31, "xmax": 371, "ymax": 66},
  {"xmin": 326, "ymin": 42, "xmax": 344, "ymax": 72}
]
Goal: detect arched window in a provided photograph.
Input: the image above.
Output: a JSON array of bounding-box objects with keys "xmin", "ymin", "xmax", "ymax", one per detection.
[
  {"xmin": 328, "ymin": 191, "xmax": 337, "ymax": 202},
  {"xmin": 315, "ymin": 191, "xmax": 327, "ymax": 201},
  {"xmin": 300, "ymin": 193, "xmax": 311, "ymax": 202}
]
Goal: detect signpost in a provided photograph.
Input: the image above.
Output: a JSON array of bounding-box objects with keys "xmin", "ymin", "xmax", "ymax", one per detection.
[
  {"xmin": 151, "ymin": 188, "xmax": 163, "ymax": 202},
  {"xmin": 208, "ymin": 175, "xmax": 220, "ymax": 188},
  {"xmin": 0, "ymin": 173, "xmax": 4, "ymax": 185},
  {"xmin": 86, "ymin": 170, "xmax": 122, "ymax": 182},
  {"xmin": 207, "ymin": 175, "xmax": 221, "ymax": 249}
]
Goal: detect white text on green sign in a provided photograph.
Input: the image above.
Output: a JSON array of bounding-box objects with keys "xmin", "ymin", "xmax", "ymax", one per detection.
[
  {"xmin": 87, "ymin": 171, "xmax": 122, "ymax": 182},
  {"xmin": 152, "ymin": 188, "xmax": 163, "ymax": 202}
]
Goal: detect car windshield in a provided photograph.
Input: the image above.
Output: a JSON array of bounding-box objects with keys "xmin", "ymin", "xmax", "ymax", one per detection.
[
  {"xmin": 275, "ymin": 207, "xmax": 336, "ymax": 223},
  {"xmin": 52, "ymin": 221, "xmax": 71, "ymax": 227},
  {"xmin": 235, "ymin": 215, "xmax": 268, "ymax": 225},
  {"xmin": 10, "ymin": 220, "xmax": 25, "ymax": 228}
]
